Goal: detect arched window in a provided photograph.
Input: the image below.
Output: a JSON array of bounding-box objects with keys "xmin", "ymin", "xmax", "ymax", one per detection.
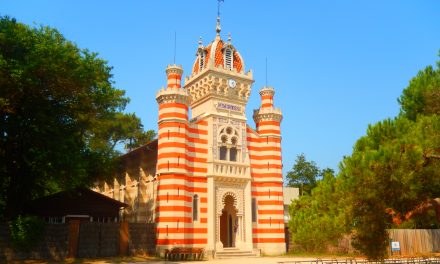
[
  {"xmin": 217, "ymin": 125, "xmax": 241, "ymax": 162},
  {"xmin": 224, "ymin": 48, "xmax": 233, "ymax": 70},
  {"xmin": 193, "ymin": 194, "xmax": 199, "ymax": 221},
  {"xmin": 230, "ymin": 147, "xmax": 237, "ymax": 162},
  {"xmin": 230, "ymin": 136, "xmax": 237, "ymax": 162},
  {"xmin": 219, "ymin": 146, "xmax": 227, "ymax": 160}
]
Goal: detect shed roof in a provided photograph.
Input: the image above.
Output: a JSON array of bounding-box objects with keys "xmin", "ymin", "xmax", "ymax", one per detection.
[{"xmin": 27, "ymin": 187, "xmax": 127, "ymax": 218}]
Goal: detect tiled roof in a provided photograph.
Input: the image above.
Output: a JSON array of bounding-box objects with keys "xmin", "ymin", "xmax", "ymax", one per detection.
[{"xmin": 191, "ymin": 39, "xmax": 244, "ymax": 74}]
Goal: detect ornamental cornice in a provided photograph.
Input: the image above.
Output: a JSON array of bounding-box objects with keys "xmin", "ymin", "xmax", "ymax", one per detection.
[
  {"xmin": 253, "ymin": 108, "xmax": 283, "ymax": 123},
  {"xmin": 165, "ymin": 64, "xmax": 183, "ymax": 75},
  {"xmin": 156, "ymin": 88, "xmax": 191, "ymax": 105},
  {"xmin": 259, "ymin": 86, "xmax": 275, "ymax": 96},
  {"xmin": 185, "ymin": 67, "xmax": 253, "ymax": 89},
  {"xmin": 185, "ymin": 71, "xmax": 253, "ymax": 105}
]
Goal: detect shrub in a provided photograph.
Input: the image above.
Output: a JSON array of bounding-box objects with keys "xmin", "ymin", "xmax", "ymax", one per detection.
[{"xmin": 9, "ymin": 215, "xmax": 45, "ymax": 250}]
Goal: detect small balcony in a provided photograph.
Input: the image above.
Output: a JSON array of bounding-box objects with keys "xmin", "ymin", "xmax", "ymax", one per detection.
[{"xmin": 208, "ymin": 160, "xmax": 250, "ymax": 179}]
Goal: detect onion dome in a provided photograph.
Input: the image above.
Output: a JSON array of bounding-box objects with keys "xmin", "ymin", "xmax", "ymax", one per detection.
[{"xmin": 192, "ymin": 19, "xmax": 245, "ymax": 75}]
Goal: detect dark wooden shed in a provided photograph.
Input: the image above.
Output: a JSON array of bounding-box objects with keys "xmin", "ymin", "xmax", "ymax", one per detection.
[{"xmin": 27, "ymin": 188, "xmax": 127, "ymax": 223}]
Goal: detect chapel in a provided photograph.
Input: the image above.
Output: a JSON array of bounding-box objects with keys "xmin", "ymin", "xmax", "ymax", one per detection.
[{"xmin": 95, "ymin": 15, "xmax": 287, "ymax": 256}]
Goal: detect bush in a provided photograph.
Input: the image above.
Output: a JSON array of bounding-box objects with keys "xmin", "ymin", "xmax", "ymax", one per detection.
[{"xmin": 9, "ymin": 215, "xmax": 45, "ymax": 250}]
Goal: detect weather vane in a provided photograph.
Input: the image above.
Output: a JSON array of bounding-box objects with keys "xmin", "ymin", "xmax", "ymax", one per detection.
[{"xmin": 217, "ymin": 0, "xmax": 224, "ymax": 17}]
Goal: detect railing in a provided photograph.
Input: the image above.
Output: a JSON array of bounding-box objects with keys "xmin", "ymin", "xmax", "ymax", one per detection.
[
  {"xmin": 278, "ymin": 257, "xmax": 440, "ymax": 264},
  {"xmin": 212, "ymin": 162, "xmax": 249, "ymax": 178}
]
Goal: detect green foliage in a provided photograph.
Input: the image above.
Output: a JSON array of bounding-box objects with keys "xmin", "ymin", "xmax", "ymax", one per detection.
[
  {"xmin": 340, "ymin": 114, "xmax": 440, "ymax": 258},
  {"xmin": 397, "ymin": 209, "xmax": 440, "ymax": 229},
  {"xmin": 9, "ymin": 215, "xmax": 45, "ymax": 251},
  {"xmin": 288, "ymin": 52, "xmax": 440, "ymax": 259},
  {"xmin": 287, "ymin": 154, "xmax": 322, "ymax": 195},
  {"xmin": 398, "ymin": 56, "xmax": 440, "ymax": 120},
  {"xmin": 0, "ymin": 16, "xmax": 156, "ymax": 218},
  {"xmin": 90, "ymin": 112, "xmax": 156, "ymax": 152},
  {"xmin": 288, "ymin": 170, "xmax": 348, "ymax": 252},
  {"xmin": 338, "ymin": 55, "xmax": 440, "ymax": 259}
]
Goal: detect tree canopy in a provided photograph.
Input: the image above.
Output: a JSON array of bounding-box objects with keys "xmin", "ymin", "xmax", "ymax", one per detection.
[
  {"xmin": 286, "ymin": 153, "xmax": 333, "ymax": 195},
  {"xmin": 0, "ymin": 16, "xmax": 155, "ymax": 219},
  {"xmin": 398, "ymin": 62, "xmax": 440, "ymax": 121},
  {"xmin": 288, "ymin": 168, "xmax": 347, "ymax": 252},
  {"xmin": 341, "ymin": 58, "xmax": 440, "ymax": 257},
  {"xmin": 288, "ymin": 53, "xmax": 440, "ymax": 259}
]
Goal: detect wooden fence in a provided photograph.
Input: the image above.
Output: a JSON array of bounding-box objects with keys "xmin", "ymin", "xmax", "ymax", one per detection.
[
  {"xmin": 0, "ymin": 221, "xmax": 156, "ymax": 261},
  {"xmin": 286, "ymin": 229, "xmax": 440, "ymax": 255},
  {"xmin": 389, "ymin": 229, "xmax": 440, "ymax": 256}
]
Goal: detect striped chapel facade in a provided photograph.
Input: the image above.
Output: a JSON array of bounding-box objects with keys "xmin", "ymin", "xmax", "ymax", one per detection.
[{"xmin": 95, "ymin": 19, "xmax": 286, "ymax": 256}]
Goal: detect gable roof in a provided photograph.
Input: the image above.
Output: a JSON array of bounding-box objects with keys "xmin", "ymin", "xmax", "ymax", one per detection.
[{"xmin": 27, "ymin": 187, "xmax": 127, "ymax": 218}]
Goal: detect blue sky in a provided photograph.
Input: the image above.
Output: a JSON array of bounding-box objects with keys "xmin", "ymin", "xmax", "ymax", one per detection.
[{"xmin": 2, "ymin": 1, "xmax": 440, "ymax": 176}]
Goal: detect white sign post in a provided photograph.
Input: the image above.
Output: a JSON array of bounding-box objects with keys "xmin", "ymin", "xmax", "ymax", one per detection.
[{"xmin": 391, "ymin": 241, "xmax": 400, "ymax": 255}]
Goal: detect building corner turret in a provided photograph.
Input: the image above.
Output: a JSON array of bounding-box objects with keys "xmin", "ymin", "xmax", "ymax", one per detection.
[
  {"xmin": 249, "ymin": 86, "xmax": 285, "ymax": 254},
  {"xmin": 155, "ymin": 64, "xmax": 192, "ymax": 252},
  {"xmin": 253, "ymin": 86, "xmax": 283, "ymax": 136}
]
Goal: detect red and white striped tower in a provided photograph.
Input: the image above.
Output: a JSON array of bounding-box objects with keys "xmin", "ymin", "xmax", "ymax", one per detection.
[
  {"xmin": 155, "ymin": 64, "xmax": 192, "ymax": 250},
  {"xmin": 259, "ymin": 86, "xmax": 275, "ymax": 109},
  {"xmin": 251, "ymin": 86, "xmax": 285, "ymax": 253},
  {"xmin": 254, "ymin": 86, "xmax": 281, "ymax": 136},
  {"xmin": 166, "ymin": 65, "xmax": 183, "ymax": 88}
]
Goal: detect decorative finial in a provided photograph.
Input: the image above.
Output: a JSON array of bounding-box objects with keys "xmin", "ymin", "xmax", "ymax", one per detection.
[
  {"xmin": 216, "ymin": 16, "xmax": 221, "ymax": 38},
  {"xmin": 198, "ymin": 36, "xmax": 203, "ymax": 47},
  {"xmin": 228, "ymin": 33, "xmax": 232, "ymax": 43},
  {"xmin": 216, "ymin": 0, "xmax": 224, "ymax": 38}
]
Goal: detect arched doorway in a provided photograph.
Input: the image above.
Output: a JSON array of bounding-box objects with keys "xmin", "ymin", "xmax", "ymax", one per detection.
[{"xmin": 220, "ymin": 194, "xmax": 237, "ymax": 248}]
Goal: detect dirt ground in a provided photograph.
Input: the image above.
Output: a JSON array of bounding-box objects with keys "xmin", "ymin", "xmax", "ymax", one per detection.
[
  {"xmin": 6, "ymin": 253, "xmax": 440, "ymax": 264},
  {"xmin": 4, "ymin": 255, "xmax": 331, "ymax": 264}
]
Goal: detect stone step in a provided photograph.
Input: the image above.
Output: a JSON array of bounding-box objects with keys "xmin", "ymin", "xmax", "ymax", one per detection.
[
  {"xmin": 216, "ymin": 253, "xmax": 259, "ymax": 259},
  {"xmin": 215, "ymin": 248, "xmax": 259, "ymax": 259}
]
